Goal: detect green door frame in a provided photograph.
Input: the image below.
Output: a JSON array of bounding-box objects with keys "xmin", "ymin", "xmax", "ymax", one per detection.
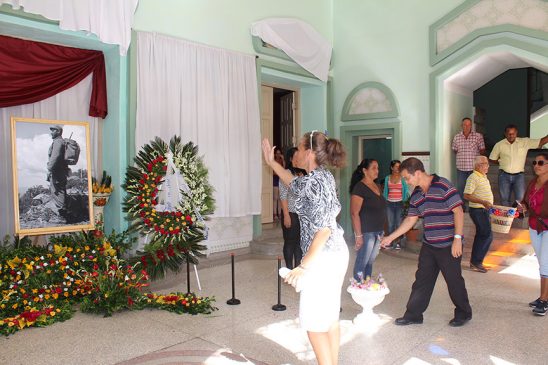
[{"xmin": 339, "ymin": 121, "xmax": 402, "ymax": 237}]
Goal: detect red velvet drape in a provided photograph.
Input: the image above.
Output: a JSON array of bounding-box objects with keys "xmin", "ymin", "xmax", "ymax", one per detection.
[{"xmin": 0, "ymin": 35, "xmax": 108, "ymax": 118}]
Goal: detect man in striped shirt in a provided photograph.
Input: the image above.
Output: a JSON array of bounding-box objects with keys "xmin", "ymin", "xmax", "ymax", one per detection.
[
  {"xmin": 464, "ymin": 156, "xmax": 494, "ymax": 273},
  {"xmin": 381, "ymin": 157, "xmax": 472, "ymax": 327}
]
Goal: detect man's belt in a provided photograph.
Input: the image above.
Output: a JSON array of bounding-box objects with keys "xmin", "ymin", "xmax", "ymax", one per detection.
[{"xmin": 500, "ymin": 170, "xmax": 523, "ymax": 175}]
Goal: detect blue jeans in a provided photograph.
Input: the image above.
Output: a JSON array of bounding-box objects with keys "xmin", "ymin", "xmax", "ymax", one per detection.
[
  {"xmin": 498, "ymin": 171, "xmax": 525, "ymax": 207},
  {"xmin": 353, "ymin": 231, "xmax": 382, "ymax": 280},
  {"xmin": 469, "ymin": 208, "xmax": 493, "ymax": 265},
  {"xmin": 457, "ymin": 170, "xmax": 472, "ymax": 210},
  {"xmin": 387, "ymin": 201, "xmax": 403, "ymax": 245}
]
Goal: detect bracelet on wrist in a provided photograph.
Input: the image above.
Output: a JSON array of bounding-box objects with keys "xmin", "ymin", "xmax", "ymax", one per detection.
[{"xmin": 354, "ymin": 234, "xmax": 363, "ymax": 238}]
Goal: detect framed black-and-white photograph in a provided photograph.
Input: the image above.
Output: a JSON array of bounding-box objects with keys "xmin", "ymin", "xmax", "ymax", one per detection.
[{"xmin": 11, "ymin": 117, "xmax": 94, "ymax": 235}]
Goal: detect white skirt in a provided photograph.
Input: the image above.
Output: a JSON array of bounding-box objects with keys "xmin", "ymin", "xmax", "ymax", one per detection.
[{"xmin": 299, "ymin": 244, "xmax": 349, "ymax": 332}]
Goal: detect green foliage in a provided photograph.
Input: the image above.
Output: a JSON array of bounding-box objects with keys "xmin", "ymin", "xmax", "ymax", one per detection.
[
  {"xmin": 123, "ymin": 136, "xmax": 215, "ymax": 280},
  {"xmin": 0, "ymin": 230, "xmax": 217, "ymax": 336}
]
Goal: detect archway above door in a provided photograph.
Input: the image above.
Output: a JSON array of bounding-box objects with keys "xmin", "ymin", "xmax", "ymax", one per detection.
[
  {"xmin": 430, "ymin": 0, "xmax": 548, "ymax": 65},
  {"xmin": 341, "ymin": 82, "xmax": 399, "ymax": 121}
]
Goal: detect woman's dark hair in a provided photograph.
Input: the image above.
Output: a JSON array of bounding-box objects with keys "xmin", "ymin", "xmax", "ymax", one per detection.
[
  {"xmin": 349, "ymin": 159, "xmax": 377, "ymax": 193},
  {"xmin": 285, "ymin": 147, "xmax": 298, "ymax": 173},
  {"xmin": 389, "ymin": 159, "xmax": 401, "ymax": 173},
  {"xmin": 303, "ymin": 131, "xmax": 346, "ymax": 168},
  {"xmin": 536, "ymin": 152, "xmax": 548, "ymax": 161}
]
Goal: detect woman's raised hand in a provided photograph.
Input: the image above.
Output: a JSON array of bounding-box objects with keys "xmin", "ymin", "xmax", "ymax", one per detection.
[{"xmin": 262, "ymin": 138, "xmax": 275, "ymax": 166}]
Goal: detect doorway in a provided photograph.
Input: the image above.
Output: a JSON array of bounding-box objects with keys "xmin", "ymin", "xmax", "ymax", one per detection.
[
  {"xmin": 358, "ymin": 135, "xmax": 393, "ymax": 183},
  {"xmin": 260, "ymin": 84, "xmax": 299, "ymax": 224}
]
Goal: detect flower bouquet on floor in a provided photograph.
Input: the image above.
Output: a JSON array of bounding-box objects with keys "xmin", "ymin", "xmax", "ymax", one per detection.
[{"xmin": 347, "ymin": 274, "xmax": 390, "ymax": 325}]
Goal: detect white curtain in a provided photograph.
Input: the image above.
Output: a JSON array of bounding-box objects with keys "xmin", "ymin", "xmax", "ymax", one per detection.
[
  {"xmin": 135, "ymin": 32, "xmax": 261, "ymax": 218},
  {"xmin": 251, "ymin": 18, "xmax": 332, "ymax": 82},
  {"xmin": 0, "ymin": 75, "xmax": 100, "ymax": 239},
  {"xmin": 0, "ymin": 0, "xmax": 139, "ymax": 55}
]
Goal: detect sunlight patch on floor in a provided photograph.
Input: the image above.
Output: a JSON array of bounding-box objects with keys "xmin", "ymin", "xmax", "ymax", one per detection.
[
  {"xmin": 256, "ymin": 314, "xmax": 392, "ymax": 361},
  {"xmin": 255, "ymin": 319, "xmax": 315, "ymax": 361},
  {"xmin": 203, "ymin": 349, "xmax": 258, "ymax": 365},
  {"xmin": 489, "ymin": 355, "xmax": 517, "ymax": 365},
  {"xmin": 440, "ymin": 358, "xmax": 461, "ymax": 365},
  {"xmin": 402, "ymin": 357, "xmax": 432, "ymax": 364},
  {"xmin": 497, "ymin": 254, "xmax": 539, "ymax": 280}
]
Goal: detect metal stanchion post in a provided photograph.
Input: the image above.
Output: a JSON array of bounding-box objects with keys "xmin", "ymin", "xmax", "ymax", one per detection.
[
  {"xmin": 226, "ymin": 253, "xmax": 241, "ymax": 305},
  {"xmin": 272, "ymin": 257, "xmax": 286, "ymax": 311}
]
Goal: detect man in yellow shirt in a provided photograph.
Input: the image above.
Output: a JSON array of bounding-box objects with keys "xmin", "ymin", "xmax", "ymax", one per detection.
[
  {"xmin": 464, "ymin": 156, "xmax": 494, "ymax": 273},
  {"xmin": 489, "ymin": 124, "xmax": 548, "ymax": 207}
]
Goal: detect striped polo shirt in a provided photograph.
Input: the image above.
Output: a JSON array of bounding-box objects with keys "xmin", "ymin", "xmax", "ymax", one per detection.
[
  {"xmin": 407, "ymin": 175, "xmax": 463, "ymax": 248},
  {"xmin": 463, "ymin": 170, "xmax": 493, "ymax": 209}
]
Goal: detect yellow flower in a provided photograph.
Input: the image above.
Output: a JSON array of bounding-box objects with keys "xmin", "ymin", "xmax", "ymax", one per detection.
[
  {"xmin": 8, "ymin": 322, "xmax": 14, "ymax": 327},
  {"xmin": 7, "ymin": 256, "xmax": 21, "ymax": 269},
  {"xmin": 50, "ymin": 312, "xmax": 56, "ymax": 317},
  {"xmin": 63, "ymin": 292, "xmax": 69, "ymax": 298},
  {"xmin": 54, "ymin": 245, "xmax": 68, "ymax": 256},
  {"xmin": 44, "ymin": 294, "xmax": 50, "ymax": 300},
  {"xmin": 12, "ymin": 303, "xmax": 18, "ymax": 309}
]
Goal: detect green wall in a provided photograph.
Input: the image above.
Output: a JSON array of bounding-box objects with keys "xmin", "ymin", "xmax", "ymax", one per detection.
[
  {"xmin": 301, "ymin": 87, "xmax": 327, "ymax": 133},
  {"xmin": 444, "ymin": 88, "xmax": 474, "ymax": 180},
  {"xmin": 332, "ymin": 0, "xmax": 461, "ymax": 147},
  {"xmin": 133, "ymin": 0, "xmax": 333, "ymax": 53},
  {"xmin": 531, "ymin": 111, "xmax": 548, "ymax": 144}
]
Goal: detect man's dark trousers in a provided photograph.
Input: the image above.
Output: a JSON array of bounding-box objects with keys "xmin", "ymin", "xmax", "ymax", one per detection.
[
  {"xmin": 469, "ymin": 207, "xmax": 493, "ymax": 265},
  {"xmin": 403, "ymin": 243, "xmax": 472, "ymax": 321}
]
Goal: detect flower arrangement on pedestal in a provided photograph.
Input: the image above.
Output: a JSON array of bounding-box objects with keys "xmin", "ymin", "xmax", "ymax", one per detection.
[
  {"xmin": 347, "ymin": 274, "xmax": 390, "ymax": 326},
  {"xmin": 123, "ymin": 136, "xmax": 215, "ymax": 280},
  {"xmin": 0, "ymin": 230, "xmax": 217, "ymax": 336},
  {"xmin": 92, "ymin": 171, "xmax": 114, "ymax": 231}
]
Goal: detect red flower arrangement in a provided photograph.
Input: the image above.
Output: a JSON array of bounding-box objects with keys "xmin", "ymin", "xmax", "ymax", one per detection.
[{"xmin": 123, "ymin": 136, "xmax": 215, "ymax": 280}]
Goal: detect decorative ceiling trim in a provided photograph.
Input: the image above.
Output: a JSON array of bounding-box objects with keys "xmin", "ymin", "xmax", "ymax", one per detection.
[
  {"xmin": 341, "ymin": 82, "xmax": 398, "ymax": 121},
  {"xmin": 429, "ymin": 0, "xmax": 548, "ymax": 66}
]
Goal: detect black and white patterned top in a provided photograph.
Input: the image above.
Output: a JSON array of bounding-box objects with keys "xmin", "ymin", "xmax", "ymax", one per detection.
[
  {"xmin": 279, "ymin": 170, "xmax": 297, "ymax": 213},
  {"xmin": 290, "ymin": 167, "xmax": 346, "ymax": 254}
]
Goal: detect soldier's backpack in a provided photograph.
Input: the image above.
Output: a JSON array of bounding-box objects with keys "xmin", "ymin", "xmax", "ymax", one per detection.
[{"xmin": 64, "ymin": 133, "xmax": 80, "ymax": 165}]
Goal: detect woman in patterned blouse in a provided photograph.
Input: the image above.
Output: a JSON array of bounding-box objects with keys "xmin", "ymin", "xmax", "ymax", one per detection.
[{"xmin": 262, "ymin": 131, "xmax": 348, "ymax": 365}]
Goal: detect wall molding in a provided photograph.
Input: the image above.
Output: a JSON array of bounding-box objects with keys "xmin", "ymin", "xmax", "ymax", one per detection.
[
  {"xmin": 341, "ymin": 82, "xmax": 399, "ymax": 121},
  {"xmin": 429, "ymin": 0, "xmax": 548, "ymax": 65}
]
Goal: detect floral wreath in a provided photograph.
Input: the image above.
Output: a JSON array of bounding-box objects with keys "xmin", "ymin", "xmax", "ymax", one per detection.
[{"xmin": 123, "ymin": 136, "xmax": 215, "ymax": 279}]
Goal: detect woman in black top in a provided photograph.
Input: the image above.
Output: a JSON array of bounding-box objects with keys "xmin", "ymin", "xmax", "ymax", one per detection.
[{"xmin": 350, "ymin": 159, "xmax": 387, "ymax": 280}]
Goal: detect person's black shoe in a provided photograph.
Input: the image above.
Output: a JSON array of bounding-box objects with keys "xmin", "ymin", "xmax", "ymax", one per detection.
[
  {"xmin": 529, "ymin": 297, "xmax": 541, "ymax": 308},
  {"xmin": 395, "ymin": 317, "xmax": 423, "ymax": 325},
  {"xmin": 449, "ymin": 316, "xmax": 471, "ymax": 327},
  {"xmin": 532, "ymin": 300, "xmax": 548, "ymax": 316},
  {"xmin": 470, "ymin": 263, "xmax": 487, "ymax": 273}
]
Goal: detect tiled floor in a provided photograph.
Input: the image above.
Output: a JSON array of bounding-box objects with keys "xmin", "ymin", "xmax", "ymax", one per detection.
[{"xmin": 1, "ymin": 231, "xmax": 546, "ymax": 365}]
